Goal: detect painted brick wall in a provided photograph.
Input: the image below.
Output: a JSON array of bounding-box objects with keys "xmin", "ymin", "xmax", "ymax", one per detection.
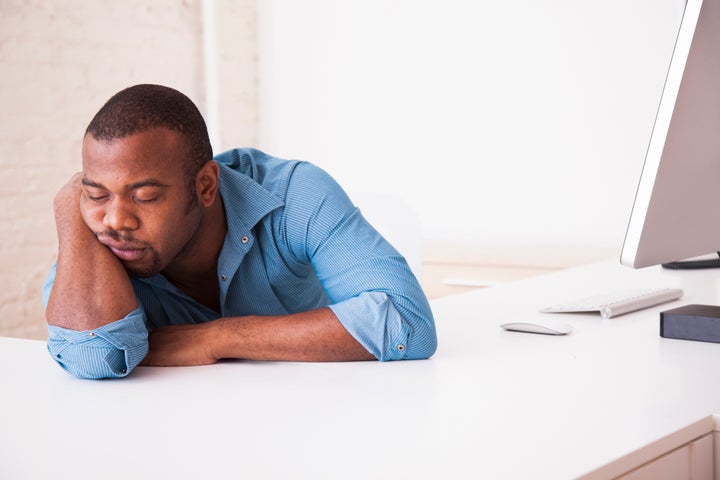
[{"xmin": 0, "ymin": 0, "xmax": 258, "ymax": 339}]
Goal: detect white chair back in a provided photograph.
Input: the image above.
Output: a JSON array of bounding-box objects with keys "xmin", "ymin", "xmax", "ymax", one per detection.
[{"xmin": 350, "ymin": 191, "xmax": 423, "ymax": 279}]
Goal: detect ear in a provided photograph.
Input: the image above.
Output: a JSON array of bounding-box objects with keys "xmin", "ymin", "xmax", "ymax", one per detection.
[{"xmin": 196, "ymin": 161, "xmax": 220, "ymax": 207}]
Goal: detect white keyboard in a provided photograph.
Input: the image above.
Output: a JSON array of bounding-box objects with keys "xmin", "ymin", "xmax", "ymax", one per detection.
[{"xmin": 540, "ymin": 288, "xmax": 684, "ymax": 319}]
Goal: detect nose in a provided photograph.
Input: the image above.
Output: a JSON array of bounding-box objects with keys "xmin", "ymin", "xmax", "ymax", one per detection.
[{"xmin": 103, "ymin": 199, "xmax": 139, "ymax": 232}]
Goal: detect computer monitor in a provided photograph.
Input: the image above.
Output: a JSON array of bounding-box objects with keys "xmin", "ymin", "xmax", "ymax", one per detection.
[{"xmin": 620, "ymin": 0, "xmax": 720, "ymax": 269}]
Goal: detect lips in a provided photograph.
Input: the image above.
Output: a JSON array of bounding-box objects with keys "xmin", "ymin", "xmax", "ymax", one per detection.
[
  {"xmin": 98, "ymin": 237, "xmax": 150, "ymax": 262},
  {"xmin": 108, "ymin": 245, "xmax": 148, "ymax": 262}
]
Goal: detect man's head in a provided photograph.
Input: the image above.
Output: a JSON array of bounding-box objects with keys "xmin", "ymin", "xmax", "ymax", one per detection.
[
  {"xmin": 85, "ymin": 84, "xmax": 213, "ymax": 205},
  {"xmin": 80, "ymin": 85, "xmax": 222, "ymax": 278}
]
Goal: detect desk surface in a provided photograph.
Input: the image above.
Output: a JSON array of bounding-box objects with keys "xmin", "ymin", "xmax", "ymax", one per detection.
[{"xmin": 3, "ymin": 261, "xmax": 720, "ymax": 479}]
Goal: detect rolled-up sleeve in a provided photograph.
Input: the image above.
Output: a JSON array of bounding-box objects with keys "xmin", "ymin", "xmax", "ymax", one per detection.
[
  {"xmin": 284, "ymin": 163, "xmax": 437, "ymax": 361},
  {"xmin": 43, "ymin": 265, "xmax": 149, "ymax": 379},
  {"xmin": 47, "ymin": 310, "xmax": 149, "ymax": 379},
  {"xmin": 330, "ymin": 291, "xmax": 430, "ymax": 361}
]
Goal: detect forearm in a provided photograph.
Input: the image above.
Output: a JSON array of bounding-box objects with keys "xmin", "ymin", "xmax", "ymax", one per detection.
[
  {"xmin": 214, "ymin": 308, "xmax": 375, "ymax": 362},
  {"xmin": 47, "ymin": 228, "xmax": 137, "ymax": 330},
  {"xmin": 46, "ymin": 176, "xmax": 137, "ymax": 330},
  {"xmin": 142, "ymin": 307, "xmax": 375, "ymax": 366}
]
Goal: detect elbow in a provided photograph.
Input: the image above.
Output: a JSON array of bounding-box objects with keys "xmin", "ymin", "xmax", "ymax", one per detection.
[
  {"xmin": 412, "ymin": 302, "xmax": 438, "ymax": 359},
  {"xmin": 47, "ymin": 335, "xmax": 148, "ymax": 379},
  {"xmin": 420, "ymin": 331, "xmax": 439, "ymax": 360},
  {"xmin": 46, "ymin": 317, "xmax": 149, "ymax": 379},
  {"xmin": 406, "ymin": 316, "xmax": 438, "ymax": 360},
  {"xmin": 382, "ymin": 309, "xmax": 437, "ymax": 361}
]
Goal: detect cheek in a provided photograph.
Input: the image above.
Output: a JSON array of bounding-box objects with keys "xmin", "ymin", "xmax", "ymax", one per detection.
[
  {"xmin": 79, "ymin": 199, "xmax": 104, "ymax": 230},
  {"xmin": 143, "ymin": 209, "xmax": 195, "ymax": 248}
]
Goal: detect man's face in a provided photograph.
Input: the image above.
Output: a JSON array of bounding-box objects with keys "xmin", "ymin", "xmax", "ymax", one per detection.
[{"xmin": 80, "ymin": 128, "xmax": 203, "ymax": 277}]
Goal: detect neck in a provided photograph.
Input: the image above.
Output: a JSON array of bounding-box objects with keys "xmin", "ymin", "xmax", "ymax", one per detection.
[{"xmin": 163, "ymin": 196, "xmax": 227, "ymax": 285}]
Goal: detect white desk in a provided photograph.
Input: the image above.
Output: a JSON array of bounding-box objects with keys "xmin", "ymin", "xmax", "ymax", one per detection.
[{"xmin": 3, "ymin": 261, "xmax": 720, "ymax": 479}]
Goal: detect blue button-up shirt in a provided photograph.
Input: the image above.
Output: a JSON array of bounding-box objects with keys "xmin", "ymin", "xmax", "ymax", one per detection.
[{"xmin": 44, "ymin": 148, "xmax": 437, "ymax": 379}]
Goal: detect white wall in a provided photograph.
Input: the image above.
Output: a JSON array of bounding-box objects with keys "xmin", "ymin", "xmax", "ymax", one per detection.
[
  {"xmin": 0, "ymin": 0, "xmax": 687, "ymax": 338},
  {"xmin": 0, "ymin": 0, "xmax": 257, "ymax": 339},
  {"xmin": 256, "ymin": 0, "xmax": 685, "ymax": 248}
]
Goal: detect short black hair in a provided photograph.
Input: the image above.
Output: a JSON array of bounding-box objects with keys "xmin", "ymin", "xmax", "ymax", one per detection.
[{"xmin": 85, "ymin": 84, "xmax": 213, "ymax": 178}]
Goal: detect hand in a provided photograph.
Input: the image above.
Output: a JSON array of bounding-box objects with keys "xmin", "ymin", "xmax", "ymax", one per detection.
[
  {"xmin": 141, "ymin": 323, "xmax": 221, "ymax": 367},
  {"xmin": 53, "ymin": 172, "xmax": 86, "ymax": 240}
]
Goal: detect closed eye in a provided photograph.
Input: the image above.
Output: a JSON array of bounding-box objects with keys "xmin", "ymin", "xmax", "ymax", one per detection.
[
  {"xmin": 132, "ymin": 187, "xmax": 164, "ymax": 205},
  {"xmin": 84, "ymin": 190, "xmax": 109, "ymax": 203},
  {"xmin": 133, "ymin": 196, "xmax": 159, "ymax": 205},
  {"xmin": 81, "ymin": 179, "xmax": 110, "ymax": 203}
]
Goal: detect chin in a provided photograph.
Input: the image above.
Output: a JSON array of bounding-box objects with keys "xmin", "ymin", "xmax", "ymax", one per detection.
[
  {"xmin": 125, "ymin": 266, "xmax": 161, "ymax": 278},
  {"xmin": 123, "ymin": 254, "xmax": 163, "ymax": 278}
]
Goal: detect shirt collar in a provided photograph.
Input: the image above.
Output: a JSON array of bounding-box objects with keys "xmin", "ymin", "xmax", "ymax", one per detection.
[
  {"xmin": 132, "ymin": 157, "xmax": 285, "ymax": 294},
  {"xmin": 217, "ymin": 161, "xmax": 285, "ymax": 250}
]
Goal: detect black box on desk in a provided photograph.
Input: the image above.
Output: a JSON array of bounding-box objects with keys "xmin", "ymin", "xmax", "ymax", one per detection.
[{"xmin": 660, "ymin": 304, "xmax": 720, "ymax": 343}]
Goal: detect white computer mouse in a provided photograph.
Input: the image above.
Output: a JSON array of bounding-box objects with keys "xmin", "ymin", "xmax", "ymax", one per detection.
[{"xmin": 500, "ymin": 319, "xmax": 573, "ymax": 335}]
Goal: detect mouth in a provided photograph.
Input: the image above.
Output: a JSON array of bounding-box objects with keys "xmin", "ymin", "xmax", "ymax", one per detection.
[
  {"xmin": 98, "ymin": 237, "xmax": 150, "ymax": 262},
  {"xmin": 107, "ymin": 245, "xmax": 148, "ymax": 262}
]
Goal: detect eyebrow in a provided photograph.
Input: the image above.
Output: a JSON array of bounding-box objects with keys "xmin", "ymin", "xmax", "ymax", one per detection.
[{"xmin": 81, "ymin": 177, "xmax": 169, "ymax": 191}]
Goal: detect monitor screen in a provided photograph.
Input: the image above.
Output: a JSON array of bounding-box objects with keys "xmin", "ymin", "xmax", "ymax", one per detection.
[{"xmin": 621, "ymin": 0, "xmax": 720, "ymax": 269}]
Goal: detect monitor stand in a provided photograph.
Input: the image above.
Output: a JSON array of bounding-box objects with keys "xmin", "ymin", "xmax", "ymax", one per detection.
[{"xmin": 662, "ymin": 252, "xmax": 720, "ymax": 269}]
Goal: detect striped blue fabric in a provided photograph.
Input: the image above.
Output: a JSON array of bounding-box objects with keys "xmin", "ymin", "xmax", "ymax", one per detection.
[{"xmin": 44, "ymin": 148, "xmax": 437, "ymax": 379}]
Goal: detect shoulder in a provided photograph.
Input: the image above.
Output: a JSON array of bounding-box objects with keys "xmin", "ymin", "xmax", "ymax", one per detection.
[
  {"xmin": 214, "ymin": 148, "xmax": 299, "ymax": 184},
  {"xmin": 215, "ymin": 148, "xmax": 349, "ymax": 205},
  {"xmin": 213, "ymin": 148, "xmax": 297, "ymax": 198},
  {"xmin": 284, "ymin": 162, "xmax": 354, "ymax": 222},
  {"xmin": 288, "ymin": 161, "xmax": 345, "ymax": 196}
]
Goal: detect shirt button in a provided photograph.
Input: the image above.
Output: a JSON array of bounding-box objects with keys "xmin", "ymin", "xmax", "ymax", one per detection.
[
  {"xmin": 221, "ymin": 274, "xmax": 227, "ymax": 281},
  {"xmin": 397, "ymin": 344, "xmax": 405, "ymax": 352},
  {"xmin": 241, "ymin": 236, "xmax": 249, "ymax": 244},
  {"xmin": 88, "ymin": 332, "xmax": 95, "ymax": 338}
]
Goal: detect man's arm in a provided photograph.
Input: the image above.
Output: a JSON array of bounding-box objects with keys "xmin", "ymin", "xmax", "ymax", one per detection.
[
  {"xmin": 140, "ymin": 161, "xmax": 436, "ymax": 367},
  {"xmin": 45, "ymin": 173, "xmax": 139, "ymax": 330},
  {"xmin": 44, "ymin": 174, "xmax": 148, "ymax": 379},
  {"xmin": 141, "ymin": 308, "xmax": 374, "ymax": 366}
]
